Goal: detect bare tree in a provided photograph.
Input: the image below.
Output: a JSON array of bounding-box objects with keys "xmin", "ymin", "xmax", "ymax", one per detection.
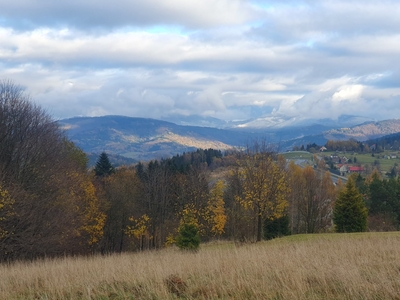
[{"xmin": 0, "ymin": 80, "xmax": 100, "ymax": 261}]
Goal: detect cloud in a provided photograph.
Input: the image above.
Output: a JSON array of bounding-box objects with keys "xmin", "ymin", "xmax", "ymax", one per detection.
[
  {"xmin": 0, "ymin": 0, "xmax": 260, "ymax": 30},
  {"xmin": 1, "ymin": 0, "xmax": 400, "ymax": 123}
]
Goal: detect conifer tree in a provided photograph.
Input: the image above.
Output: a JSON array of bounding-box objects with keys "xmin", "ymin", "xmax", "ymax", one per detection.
[
  {"xmin": 94, "ymin": 152, "xmax": 115, "ymax": 177},
  {"xmin": 333, "ymin": 179, "xmax": 368, "ymax": 232}
]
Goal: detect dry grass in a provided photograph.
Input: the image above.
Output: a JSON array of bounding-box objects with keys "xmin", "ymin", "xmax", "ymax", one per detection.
[{"xmin": 2, "ymin": 232, "xmax": 400, "ymax": 299}]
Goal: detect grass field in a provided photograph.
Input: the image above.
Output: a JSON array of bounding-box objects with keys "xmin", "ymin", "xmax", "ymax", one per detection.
[
  {"xmin": 2, "ymin": 232, "xmax": 400, "ymax": 299},
  {"xmin": 321, "ymin": 151, "xmax": 400, "ymax": 173}
]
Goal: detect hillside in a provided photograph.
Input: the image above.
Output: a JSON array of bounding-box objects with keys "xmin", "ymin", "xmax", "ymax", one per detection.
[
  {"xmin": 60, "ymin": 116, "xmax": 400, "ymax": 160},
  {"xmin": 59, "ymin": 116, "xmax": 261, "ymax": 161},
  {"xmin": 324, "ymin": 119, "xmax": 400, "ymax": 141}
]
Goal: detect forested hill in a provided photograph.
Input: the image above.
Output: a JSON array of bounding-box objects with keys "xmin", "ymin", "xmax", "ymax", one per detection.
[
  {"xmin": 324, "ymin": 119, "xmax": 400, "ymax": 141},
  {"xmin": 282, "ymin": 119, "xmax": 400, "ymax": 150},
  {"xmin": 60, "ymin": 116, "xmax": 400, "ymax": 161},
  {"xmin": 59, "ymin": 116, "xmax": 266, "ymax": 161},
  {"xmin": 365, "ymin": 132, "xmax": 400, "ymax": 150}
]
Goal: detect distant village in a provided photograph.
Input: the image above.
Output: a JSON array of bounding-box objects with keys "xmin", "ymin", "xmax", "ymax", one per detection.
[{"xmin": 319, "ymin": 144, "xmax": 398, "ymax": 176}]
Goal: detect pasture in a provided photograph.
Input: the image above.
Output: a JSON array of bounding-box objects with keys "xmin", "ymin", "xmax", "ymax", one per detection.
[{"xmin": 1, "ymin": 232, "xmax": 400, "ymax": 299}]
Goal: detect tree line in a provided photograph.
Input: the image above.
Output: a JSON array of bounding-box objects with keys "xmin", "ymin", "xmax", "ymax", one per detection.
[{"xmin": 0, "ymin": 80, "xmax": 397, "ymax": 261}]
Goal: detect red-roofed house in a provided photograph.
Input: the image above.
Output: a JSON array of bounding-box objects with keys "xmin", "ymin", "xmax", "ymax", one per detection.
[{"xmin": 349, "ymin": 166, "xmax": 364, "ymax": 173}]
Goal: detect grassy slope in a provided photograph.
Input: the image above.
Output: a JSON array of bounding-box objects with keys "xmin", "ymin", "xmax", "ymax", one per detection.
[{"xmin": 2, "ymin": 232, "xmax": 400, "ymax": 299}]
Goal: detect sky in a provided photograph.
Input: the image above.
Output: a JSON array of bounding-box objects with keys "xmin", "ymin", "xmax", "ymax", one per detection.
[{"xmin": 1, "ymin": 0, "xmax": 400, "ymax": 122}]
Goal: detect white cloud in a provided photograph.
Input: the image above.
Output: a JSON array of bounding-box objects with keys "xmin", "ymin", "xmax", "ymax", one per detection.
[
  {"xmin": 332, "ymin": 85, "xmax": 363, "ymax": 102},
  {"xmin": 1, "ymin": 0, "xmax": 400, "ymax": 123}
]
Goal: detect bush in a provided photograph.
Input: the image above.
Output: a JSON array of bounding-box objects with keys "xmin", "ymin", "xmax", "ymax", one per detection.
[
  {"xmin": 263, "ymin": 215, "xmax": 291, "ymax": 240},
  {"xmin": 176, "ymin": 223, "xmax": 200, "ymax": 251}
]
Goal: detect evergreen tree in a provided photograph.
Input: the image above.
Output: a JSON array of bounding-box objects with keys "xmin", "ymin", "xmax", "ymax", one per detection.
[
  {"xmin": 263, "ymin": 215, "xmax": 290, "ymax": 240},
  {"xmin": 333, "ymin": 179, "xmax": 368, "ymax": 232},
  {"xmin": 176, "ymin": 223, "xmax": 200, "ymax": 251},
  {"xmin": 94, "ymin": 152, "xmax": 115, "ymax": 177}
]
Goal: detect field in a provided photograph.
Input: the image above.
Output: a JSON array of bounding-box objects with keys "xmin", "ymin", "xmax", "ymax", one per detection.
[
  {"xmin": 283, "ymin": 150, "xmax": 400, "ymax": 174},
  {"xmin": 2, "ymin": 232, "xmax": 400, "ymax": 299},
  {"xmin": 321, "ymin": 151, "xmax": 400, "ymax": 173}
]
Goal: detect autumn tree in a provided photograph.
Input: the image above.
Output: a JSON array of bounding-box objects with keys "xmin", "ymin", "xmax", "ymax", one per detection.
[
  {"xmin": 235, "ymin": 143, "xmax": 289, "ymax": 242},
  {"xmin": 0, "ymin": 185, "xmax": 14, "ymax": 240},
  {"xmin": 139, "ymin": 160, "xmax": 176, "ymax": 248},
  {"xmin": 287, "ymin": 162, "xmax": 307, "ymax": 233},
  {"xmin": 287, "ymin": 161, "xmax": 336, "ymax": 234},
  {"xmin": 333, "ymin": 178, "xmax": 368, "ymax": 232},
  {"xmin": 206, "ymin": 180, "xmax": 227, "ymax": 236},
  {"xmin": 224, "ymin": 166, "xmax": 255, "ymax": 242},
  {"xmin": 0, "ymin": 80, "xmax": 104, "ymax": 260},
  {"xmin": 101, "ymin": 167, "xmax": 143, "ymax": 253}
]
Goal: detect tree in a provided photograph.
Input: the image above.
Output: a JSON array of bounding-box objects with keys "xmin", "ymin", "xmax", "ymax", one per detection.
[
  {"xmin": 206, "ymin": 180, "xmax": 227, "ymax": 236},
  {"xmin": 333, "ymin": 179, "xmax": 368, "ymax": 232},
  {"xmin": 0, "ymin": 80, "xmax": 103, "ymax": 261},
  {"xmin": 101, "ymin": 167, "xmax": 143, "ymax": 253},
  {"xmin": 176, "ymin": 223, "xmax": 200, "ymax": 251},
  {"xmin": 94, "ymin": 152, "xmax": 115, "ymax": 177},
  {"xmin": 263, "ymin": 215, "xmax": 290, "ymax": 240},
  {"xmin": 235, "ymin": 143, "xmax": 289, "ymax": 242},
  {"xmin": 176, "ymin": 205, "xmax": 200, "ymax": 251},
  {"xmin": 287, "ymin": 163, "xmax": 336, "ymax": 234}
]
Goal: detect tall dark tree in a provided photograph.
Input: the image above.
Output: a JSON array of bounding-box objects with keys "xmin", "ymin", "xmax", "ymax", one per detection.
[
  {"xmin": 94, "ymin": 152, "xmax": 115, "ymax": 177},
  {"xmin": 333, "ymin": 179, "xmax": 368, "ymax": 232}
]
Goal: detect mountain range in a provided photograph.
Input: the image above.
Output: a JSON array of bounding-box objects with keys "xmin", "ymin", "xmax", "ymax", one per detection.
[{"xmin": 59, "ymin": 114, "xmax": 400, "ymax": 163}]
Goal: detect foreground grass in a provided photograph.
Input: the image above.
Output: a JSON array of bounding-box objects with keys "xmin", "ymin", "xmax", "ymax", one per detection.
[{"xmin": 2, "ymin": 232, "xmax": 400, "ymax": 299}]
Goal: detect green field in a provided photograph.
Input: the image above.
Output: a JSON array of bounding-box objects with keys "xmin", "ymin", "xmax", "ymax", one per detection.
[{"xmin": 321, "ymin": 151, "xmax": 400, "ymax": 173}]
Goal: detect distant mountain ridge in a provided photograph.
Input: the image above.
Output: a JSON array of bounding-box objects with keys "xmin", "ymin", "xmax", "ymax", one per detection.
[
  {"xmin": 59, "ymin": 116, "xmax": 260, "ymax": 161},
  {"xmin": 324, "ymin": 119, "xmax": 400, "ymax": 141},
  {"xmin": 60, "ymin": 115, "xmax": 400, "ymax": 161},
  {"xmin": 159, "ymin": 113, "xmax": 375, "ymax": 130}
]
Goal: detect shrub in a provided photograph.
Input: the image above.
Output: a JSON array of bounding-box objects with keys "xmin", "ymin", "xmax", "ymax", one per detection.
[
  {"xmin": 263, "ymin": 215, "xmax": 291, "ymax": 240},
  {"xmin": 176, "ymin": 223, "xmax": 200, "ymax": 251}
]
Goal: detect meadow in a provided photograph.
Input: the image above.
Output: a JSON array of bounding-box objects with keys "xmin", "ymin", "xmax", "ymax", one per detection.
[
  {"xmin": 322, "ymin": 151, "xmax": 400, "ymax": 173},
  {"xmin": 1, "ymin": 232, "xmax": 400, "ymax": 299}
]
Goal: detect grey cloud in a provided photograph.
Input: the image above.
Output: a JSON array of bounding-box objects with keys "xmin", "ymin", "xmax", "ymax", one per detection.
[{"xmin": 1, "ymin": 0, "xmax": 400, "ymax": 124}]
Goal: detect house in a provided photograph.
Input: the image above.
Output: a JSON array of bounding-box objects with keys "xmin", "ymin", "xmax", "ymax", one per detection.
[
  {"xmin": 330, "ymin": 155, "xmax": 340, "ymax": 164},
  {"xmin": 349, "ymin": 166, "xmax": 364, "ymax": 173},
  {"xmin": 320, "ymin": 146, "xmax": 327, "ymax": 152},
  {"xmin": 339, "ymin": 164, "xmax": 349, "ymax": 176}
]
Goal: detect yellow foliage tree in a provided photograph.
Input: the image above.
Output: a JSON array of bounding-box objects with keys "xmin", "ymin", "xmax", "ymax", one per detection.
[
  {"xmin": 0, "ymin": 185, "xmax": 14, "ymax": 239},
  {"xmin": 179, "ymin": 204, "xmax": 200, "ymax": 227},
  {"xmin": 206, "ymin": 180, "xmax": 227, "ymax": 236},
  {"xmin": 236, "ymin": 152, "xmax": 289, "ymax": 241},
  {"xmin": 78, "ymin": 178, "xmax": 106, "ymax": 246},
  {"xmin": 126, "ymin": 214, "xmax": 150, "ymax": 239}
]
